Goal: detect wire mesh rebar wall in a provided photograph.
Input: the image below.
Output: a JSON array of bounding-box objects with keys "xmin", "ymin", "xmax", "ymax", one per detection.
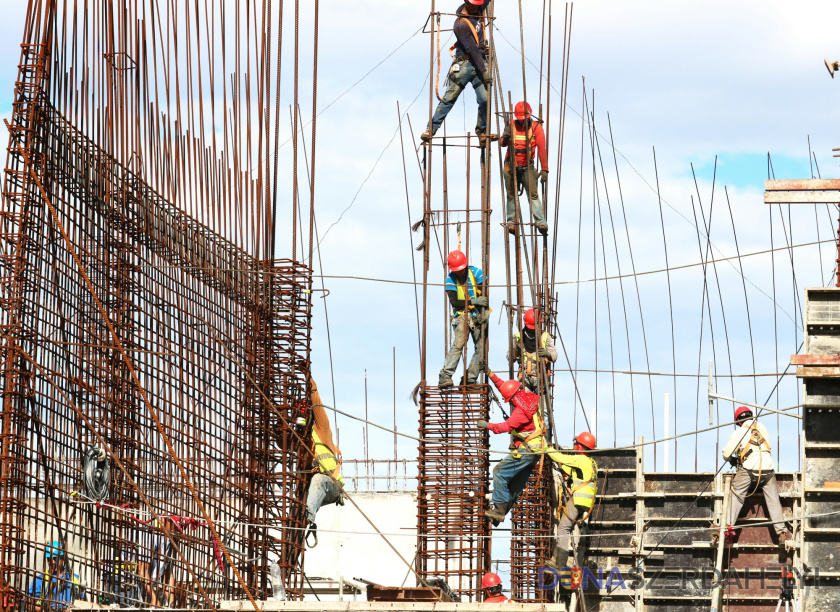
[
  {"xmin": 417, "ymin": 386, "xmax": 491, "ymax": 601},
  {"xmin": 0, "ymin": 2, "xmax": 316, "ymax": 609}
]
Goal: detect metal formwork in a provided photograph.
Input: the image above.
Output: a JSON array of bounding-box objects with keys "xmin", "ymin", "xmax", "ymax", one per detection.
[
  {"xmin": 417, "ymin": 385, "xmax": 491, "ymax": 601},
  {"xmin": 798, "ymin": 287, "xmax": 840, "ymax": 611},
  {"xmin": 0, "ymin": 8, "xmax": 314, "ymax": 610}
]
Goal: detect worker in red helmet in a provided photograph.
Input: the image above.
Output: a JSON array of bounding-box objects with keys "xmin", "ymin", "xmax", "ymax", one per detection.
[
  {"xmin": 479, "ymin": 370, "xmax": 545, "ymax": 524},
  {"xmin": 481, "ymin": 572, "xmax": 508, "ymax": 603},
  {"xmin": 717, "ymin": 406, "xmax": 791, "ymax": 544},
  {"xmin": 545, "ymin": 433, "xmax": 598, "ymax": 573},
  {"xmin": 439, "ymin": 250, "xmax": 488, "ymax": 388},
  {"xmin": 421, "ymin": 0, "xmax": 495, "ymax": 143},
  {"xmin": 507, "ymin": 308, "xmax": 557, "ymax": 393},
  {"xmin": 500, "ymin": 101, "xmax": 549, "ymax": 235}
]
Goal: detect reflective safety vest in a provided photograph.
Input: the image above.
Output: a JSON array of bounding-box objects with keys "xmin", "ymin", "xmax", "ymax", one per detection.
[
  {"xmin": 739, "ymin": 421, "xmax": 771, "ymax": 464},
  {"xmin": 453, "ymin": 269, "xmax": 480, "ymax": 317},
  {"xmin": 513, "ymin": 330, "xmax": 551, "ymax": 377},
  {"xmin": 313, "ymin": 431, "xmax": 344, "ymax": 487},
  {"xmin": 561, "ymin": 456, "xmax": 598, "ymax": 509},
  {"xmin": 508, "ymin": 121, "xmax": 537, "ymax": 167}
]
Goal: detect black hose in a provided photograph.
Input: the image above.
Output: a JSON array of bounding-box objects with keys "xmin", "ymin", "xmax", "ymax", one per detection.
[{"xmin": 82, "ymin": 446, "xmax": 110, "ymax": 501}]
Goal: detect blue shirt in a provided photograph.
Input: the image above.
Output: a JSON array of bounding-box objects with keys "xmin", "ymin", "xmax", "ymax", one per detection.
[
  {"xmin": 28, "ymin": 572, "xmax": 84, "ymax": 609},
  {"xmin": 445, "ymin": 266, "xmax": 485, "ymax": 316}
]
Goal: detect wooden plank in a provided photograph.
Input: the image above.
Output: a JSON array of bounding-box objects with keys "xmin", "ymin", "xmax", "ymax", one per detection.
[
  {"xmin": 764, "ymin": 191, "xmax": 840, "ymax": 203},
  {"xmin": 796, "ymin": 366, "xmax": 840, "ymax": 378},
  {"xmin": 765, "ymin": 178, "xmax": 840, "ymax": 191},
  {"xmin": 791, "ymin": 354, "xmax": 840, "ymax": 365},
  {"xmin": 824, "ymin": 481, "xmax": 840, "ymax": 489}
]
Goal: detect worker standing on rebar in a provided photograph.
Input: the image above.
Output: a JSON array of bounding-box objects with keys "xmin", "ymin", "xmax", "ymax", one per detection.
[
  {"xmin": 500, "ymin": 101, "xmax": 549, "ymax": 235},
  {"xmin": 507, "ymin": 308, "xmax": 557, "ymax": 393},
  {"xmin": 479, "ymin": 370, "xmax": 544, "ymax": 524},
  {"xmin": 304, "ymin": 378, "xmax": 345, "ymax": 547},
  {"xmin": 421, "ymin": 0, "xmax": 493, "ymax": 143},
  {"xmin": 481, "ymin": 572, "xmax": 509, "ymax": 603},
  {"xmin": 718, "ymin": 406, "xmax": 791, "ymax": 544},
  {"xmin": 545, "ymin": 433, "xmax": 598, "ymax": 573},
  {"xmin": 440, "ymin": 250, "xmax": 488, "ymax": 388}
]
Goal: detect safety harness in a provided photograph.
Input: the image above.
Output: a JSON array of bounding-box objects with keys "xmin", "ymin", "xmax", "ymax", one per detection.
[
  {"xmin": 555, "ymin": 456, "xmax": 598, "ymax": 523},
  {"xmin": 738, "ymin": 421, "xmax": 771, "ymax": 464},
  {"xmin": 512, "ymin": 401, "xmax": 547, "ymax": 452},
  {"xmin": 448, "ymin": 7, "xmax": 486, "ymax": 59},
  {"xmin": 312, "ymin": 431, "xmax": 344, "ymax": 486},
  {"xmin": 452, "ymin": 268, "xmax": 480, "ymax": 317},
  {"xmin": 514, "ymin": 330, "xmax": 551, "ymax": 377},
  {"xmin": 506, "ymin": 120, "xmax": 537, "ymax": 166}
]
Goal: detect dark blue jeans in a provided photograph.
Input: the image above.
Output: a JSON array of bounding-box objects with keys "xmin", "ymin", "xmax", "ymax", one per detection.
[
  {"xmin": 427, "ymin": 58, "xmax": 488, "ymax": 135},
  {"xmin": 491, "ymin": 448, "xmax": 540, "ymax": 506}
]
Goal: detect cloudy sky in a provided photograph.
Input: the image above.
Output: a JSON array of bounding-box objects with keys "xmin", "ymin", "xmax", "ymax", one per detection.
[{"xmin": 1, "ymin": 1, "xmax": 839, "ymax": 478}]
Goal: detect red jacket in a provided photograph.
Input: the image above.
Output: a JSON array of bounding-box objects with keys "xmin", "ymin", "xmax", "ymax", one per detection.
[
  {"xmin": 502, "ymin": 119, "xmax": 548, "ymax": 170},
  {"xmin": 488, "ymin": 373, "xmax": 540, "ymax": 447},
  {"xmin": 484, "ymin": 593, "xmax": 509, "ymax": 603}
]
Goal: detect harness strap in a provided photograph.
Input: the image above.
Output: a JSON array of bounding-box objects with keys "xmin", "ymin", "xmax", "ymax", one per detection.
[{"xmin": 449, "ymin": 9, "xmax": 485, "ymax": 57}]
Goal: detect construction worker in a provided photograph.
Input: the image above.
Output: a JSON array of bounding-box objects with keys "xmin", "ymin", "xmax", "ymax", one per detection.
[
  {"xmin": 481, "ymin": 572, "xmax": 508, "ymax": 603},
  {"xmin": 440, "ymin": 250, "xmax": 488, "ymax": 388},
  {"xmin": 421, "ymin": 0, "xmax": 493, "ymax": 142},
  {"xmin": 305, "ymin": 378, "xmax": 345, "ymax": 546},
  {"xmin": 479, "ymin": 370, "xmax": 544, "ymax": 524},
  {"xmin": 507, "ymin": 308, "xmax": 557, "ymax": 393},
  {"xmin": 500, "ymin": 101, "xmax": 549, "ymax": 235},
  {"xmin": 28, "ymin": 541, "xmax": 84, "ymax": 612},
  {"xmin": 545, "ymin": 433, "xmax": 598, "ymax": 572},
  {"xmin": 718, "ymin": 406, "xmax": 791, "ymax": 543}
]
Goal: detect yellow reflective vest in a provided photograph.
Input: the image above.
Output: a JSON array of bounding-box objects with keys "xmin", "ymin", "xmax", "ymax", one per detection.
[
  {"xmin": 452, "ymin": 269, "xmax": 479, "ymax": 317},
  {"xmin": 312, "ymin": 430, "xmax": 344, "ymax": 487},
  {"xmin": 513, "ymin": 330, "xmax": 551, "ymax": 377},
  {"xmin": 547, "ymin": 449, "xmax": 598, "ymax": 510}
]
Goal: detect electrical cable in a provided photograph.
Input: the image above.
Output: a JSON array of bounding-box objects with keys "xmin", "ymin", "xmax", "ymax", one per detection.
[{"xmin": 82, "ymin": 446, "xmax": 110, "ymax": 502}]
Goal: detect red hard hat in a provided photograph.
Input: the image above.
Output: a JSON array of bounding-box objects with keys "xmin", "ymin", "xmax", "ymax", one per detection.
[
  {"xmin": 499, "ymin": 379, "xmax": 522, "ymax": 403},
  {"xmin": 482, "ymin": 572, "xmax": 502, "ymax": 589},
  {"xmin": 447, "ymin": 250, "xmax": 467, "ymax": 272},
  {"xmin": 523, "ymin": 308, "xmax": 537, "ymax": 330},
  {"xmin": 514, "ymin": 101, "xmax": 532, "ymax": 121},
  {"xmin": 734, "ymin": 406, "xmax": 753, "ymax": 421},
  {"xmin": 466, "ymin": 0, "xmax": 484, "ymax": 4},
  {"xmin": 574, "ymin": 431, "xmax": 596, "ymax": 450}
]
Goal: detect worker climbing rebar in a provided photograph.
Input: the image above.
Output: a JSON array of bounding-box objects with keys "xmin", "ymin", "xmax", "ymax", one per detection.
[
  {"xmin": 500, "ymin": 101, "xmax": 549, "ymax": 235},
  {"xmin": 439, "ymin": 250, "xmax": 488, "ymax": 388},
  {"xmin": 421, "ymin": 0, "xmax": 495, "ymax": 143},
  {"xmin": 507, "ymin": 308, "xmax": 557, "ymax": 393},
  {"xmin": 545, "ymin": 432, "xmax": 598, "ymax": 574},
  {"xmin": 479, "ymin": 369, "xmax": 545, "ymax": 524},
  {"xmin": 713, "ymin": 405, "xmax": 791, "ymax": 545},
  {"xmin": 305, "ymin": 378, "xmax": 345, "ymax": 547}
]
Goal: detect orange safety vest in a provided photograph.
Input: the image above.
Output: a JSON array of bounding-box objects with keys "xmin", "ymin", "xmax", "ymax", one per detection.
[{"xmin": 507, "ymin": 120, "xmax": 537, "ymax": 167}]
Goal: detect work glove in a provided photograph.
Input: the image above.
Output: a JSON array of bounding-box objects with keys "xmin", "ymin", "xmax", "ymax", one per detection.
[
  {"xmin": 481, "ymin": 70, "xmax": 493, "ymax": 87},
  {"xmin": 477, "ymin": 420, "xmax": 488, "ymax": 430},
  {"xmin": 472, "ymin": 296, "xmax": 489, "ymax": 308},
  {"xmin": 540, "ymin": 169, "xmax": 549, "ymax": 185},
  {"xmin": 537, "ymin": 347, "xmax": 550, "ymax": 359},
  {"xmin": 728, "ymin": 456, "xmax": 740, "ymax": 468}
]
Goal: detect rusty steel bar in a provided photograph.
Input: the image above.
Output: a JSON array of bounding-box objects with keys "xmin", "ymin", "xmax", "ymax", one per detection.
[{"xmin": 0, "ymin": 1, "xmax": 317, "ymax": 609}]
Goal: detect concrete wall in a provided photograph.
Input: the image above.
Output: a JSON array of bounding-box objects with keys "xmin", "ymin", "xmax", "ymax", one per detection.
[{"xmin": 302, "ymin": 492, "xmax": 417, "ymax": 601}]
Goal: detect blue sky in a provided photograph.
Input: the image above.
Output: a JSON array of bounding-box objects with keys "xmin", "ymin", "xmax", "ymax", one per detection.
[{"xmin": 2, "ymin": 1, "xmax": 839, "ymax": 479}]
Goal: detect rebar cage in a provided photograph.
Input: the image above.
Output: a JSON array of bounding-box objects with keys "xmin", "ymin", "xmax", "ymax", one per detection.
[{"xmin": 0, "ymin": 9, "xmax": 314, "ymax": 610}]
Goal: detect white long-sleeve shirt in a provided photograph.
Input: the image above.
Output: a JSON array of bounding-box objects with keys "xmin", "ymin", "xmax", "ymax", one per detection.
[{"xmin": 721, "ymin": 418, "xmax": 774, "ymax": 471}]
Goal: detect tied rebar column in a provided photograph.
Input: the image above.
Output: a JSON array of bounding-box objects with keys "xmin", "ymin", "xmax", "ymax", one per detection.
[{"xmin": 417, "ymin": 385, "xmax": 491, "ymax": 601}]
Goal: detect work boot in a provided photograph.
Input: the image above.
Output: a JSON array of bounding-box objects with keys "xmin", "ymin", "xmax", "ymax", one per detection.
[
  {"xmin": 537, "ymin": 222, "xmax": 549, "ymax": 236},
  {"xmin": 420, "ymin": 129, "xmax": 432, "ymax": 142},
  {"xmin": 485, "ymin": 503, "xmax": 510, "ymax": 525},
  {"xmin": 544, "ymin": 547, "xmax": 570, "ymax": 571},
  {"xmin": 506, "ymin": 223, "xmax": 516, "ymax": 235},
  {"xmin": 438, "ymin": 377, "xmax": 454, "ymax": 389}
]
